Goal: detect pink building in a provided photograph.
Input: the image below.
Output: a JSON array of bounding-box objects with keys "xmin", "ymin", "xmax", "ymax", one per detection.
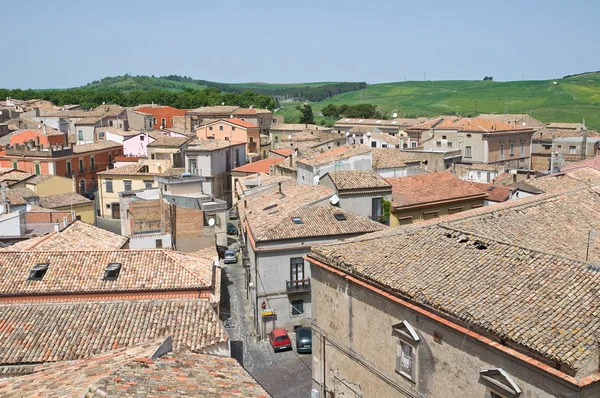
[{"xmin": 196, "ymin": 118, "xmax": 260, "ymax": 156}]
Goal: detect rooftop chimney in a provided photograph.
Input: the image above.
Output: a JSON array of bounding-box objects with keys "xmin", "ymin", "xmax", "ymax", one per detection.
[{"xmin": 53, "ymin": 222, "xmax": 60, "ymax": 232}]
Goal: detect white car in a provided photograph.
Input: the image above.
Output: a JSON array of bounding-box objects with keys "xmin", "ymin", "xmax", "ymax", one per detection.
[{"xmin": 223, "ymin": 250, "xmax": 237, "ymax": 264}]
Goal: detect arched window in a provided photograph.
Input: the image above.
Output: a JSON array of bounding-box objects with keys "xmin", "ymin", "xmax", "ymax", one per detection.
[{"xmin": 79, "ymin": 179, "xmax": 86, "ymax": 194}]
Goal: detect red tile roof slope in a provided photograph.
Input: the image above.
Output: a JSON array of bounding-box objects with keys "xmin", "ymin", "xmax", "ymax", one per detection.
[
  {"xmin": 270, "ymin": 148, "xmax": 295, "ymax": 157},
  {"xmin": 470, "ymin": 182, "xmax": 512, "ymax": 202},
  {"xmin": 232, "ymin": 157, "xmax": 285, "ymax": 174},
  {"xmin": 225, "ymin": 118, "xmax": 259, "ymax": 129},
  {"xmin": 387, "ymin": 172, "xmax": 487, "ymax": 208}
]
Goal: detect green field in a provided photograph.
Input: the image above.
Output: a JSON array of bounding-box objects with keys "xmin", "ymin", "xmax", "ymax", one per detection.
[
  {"xmin": 230, "ymin": 81, "xmax": 341, "ymax": 90},
  {"xmin": 276, "ymin": 74, "xmax": 600, "ymax": 130}
]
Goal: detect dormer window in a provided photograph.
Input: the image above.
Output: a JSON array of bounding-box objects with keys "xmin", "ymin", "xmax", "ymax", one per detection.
[
  {"xmin": 29, "ymin": 263, "xmax": 48, "ymax": 280},
  {"xmin": 104, "ymin": 263, "xmax": 121, "ymax": 280}
]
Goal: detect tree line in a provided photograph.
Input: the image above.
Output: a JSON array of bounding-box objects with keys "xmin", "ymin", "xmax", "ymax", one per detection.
[
  {"xmin": 0, "ymin": 87, "xmax": 277, "ymax": 111},
  {"xmin": 321, "ymin": 103, "xmax": 382, "ymax": 119}
]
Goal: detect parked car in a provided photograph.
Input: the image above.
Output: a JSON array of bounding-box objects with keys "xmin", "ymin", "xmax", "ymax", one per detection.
[
  {"xmin": 223, "ymin": 249, "xmax": 237, "ymax": 264},
  {"xmin": 229, "ymin": 207, "xmax": 239, "ymax": 220},
  {"xmin": 296, "ymin": 327, "xmax": 312, "ymax": 353},
  {"xmin": 268, "ymin": 328, "xmax": 292, "ymax": 352},
  {"xmin": 227, "ymin": 222, "xmax": 238, "ymax": 235}
]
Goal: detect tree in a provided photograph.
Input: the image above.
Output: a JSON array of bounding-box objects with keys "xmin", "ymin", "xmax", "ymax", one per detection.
[
  {"xmin": 483, "ymin": 76, "xmax": 494, "ymax": 81},
  {"xmin": 299, "ymin": 104, "xmax": 315, "ymax": 124},
  {"xmin": 321, "ymin": 104, "xmax": 339, "ymax": 118}
]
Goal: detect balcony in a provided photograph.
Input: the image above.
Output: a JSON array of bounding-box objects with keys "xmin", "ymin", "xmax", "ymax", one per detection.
[{"xmin": 286, "ymin": 278, "xmax": 311, "ymax": 294}]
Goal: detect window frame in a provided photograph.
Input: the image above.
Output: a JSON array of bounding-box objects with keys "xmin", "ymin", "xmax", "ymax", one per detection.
[
  {"xmin": 105, "ymin": 178, "xmax": 113, "ymax": 193},
  {"xmin": 569, "ymin": 145, "xmax": 577, "ymax": 154},
  {"xmin": 123, "ymin": 180, "xmax": 132, "ymax": 191},
  {"xmin": 393, "ymin": 321, "xmax": 420, "ymax": 382},
  {"xmin": 465, "ymin": 146, "xmax": 472, "ymax": 158},
  {"xmin": 291, "ymin": 299, "xmax": 304, "ymax": 316},
  {"xmin": 290, "ymin": 257, "xmax": 304, "ymax": 282}
]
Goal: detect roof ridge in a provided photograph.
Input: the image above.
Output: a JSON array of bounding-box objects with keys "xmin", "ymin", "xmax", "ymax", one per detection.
[{"xmin": 163, "ymin": 250, "xmax": 212, "ymax": 287}]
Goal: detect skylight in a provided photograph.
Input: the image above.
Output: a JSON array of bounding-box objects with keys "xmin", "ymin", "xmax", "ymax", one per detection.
[
  {"xmin": 263, "ymin": 204, "xmax": 278, "ymax": 211},
  {"xmin": 28, "ymin": 263, "xmax": 48, "ymax": 281},
  {"xmin": 104, "ymin": 263, "xmax": 121, "ymax": 280},
  {"xmin": 291, "ymin": 217, "xmax": 303, "ymax": 224},
  {"xmin": 334, "ymin": 213, "xmax": 347, "ymax": 221}
]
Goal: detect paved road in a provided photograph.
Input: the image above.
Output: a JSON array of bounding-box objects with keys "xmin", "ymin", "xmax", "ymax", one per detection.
[{"xmin": 220, "ymin": 243, "xmax": 312, "ymax": 398}]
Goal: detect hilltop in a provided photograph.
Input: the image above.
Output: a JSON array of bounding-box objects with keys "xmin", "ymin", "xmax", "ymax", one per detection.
[{"xmin": 277, "ymin": 73, "xmax": 600, "ymax": 130}]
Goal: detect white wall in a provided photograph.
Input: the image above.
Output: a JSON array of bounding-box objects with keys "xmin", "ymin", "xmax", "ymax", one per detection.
[
  {"xmin": 297, "ymin": 152, "xmax": 372, "ymax": 185},
  {"xmin": 128, "ymin": 233, "xmax": 172, "ymax": 249}
]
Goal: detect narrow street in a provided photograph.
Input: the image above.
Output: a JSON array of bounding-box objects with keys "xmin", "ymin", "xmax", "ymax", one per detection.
[{"xmin": 220, "ymin": 239, "xmax": 312, "ymax": 398}]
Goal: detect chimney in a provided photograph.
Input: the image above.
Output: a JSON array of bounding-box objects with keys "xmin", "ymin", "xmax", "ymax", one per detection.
[
  {"xmin": 257, "ymin": 175, "xmax": 261, "ymax": 186},
  {"xmin": 278, "ymin": 181, "xmax": 282, "ymax": 194},
  {"xmin": 512, "ymin": 173, "xmax": 517, "ymax": 183},
  {"xmin": 53, "ymin": 222, "xmax": 60, "ymax": 232},
  {"xmin": 244, "ymin": 199, "xmax": 247, "ymax": 208},
  {"xmin": 63, "ymin": 217, "xmax": 69, "ymax": 229}
]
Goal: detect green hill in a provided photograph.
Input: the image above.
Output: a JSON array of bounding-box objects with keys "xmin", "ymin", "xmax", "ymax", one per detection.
[{"xmin": 276, "ymin": 73, "xmax": 600, "ymax": 130}]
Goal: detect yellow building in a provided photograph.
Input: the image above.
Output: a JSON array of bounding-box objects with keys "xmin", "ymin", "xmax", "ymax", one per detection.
[
  {"xmin": 12, "ymin": 174, "xmax": 74, "ymax": 196},
  {"xmin": 97, "ymin": 160, "xmax": 169, "ymax": 220},
  {"xmin": 387, "ymin": 172, "xmax": 487, "ymax": 226}
]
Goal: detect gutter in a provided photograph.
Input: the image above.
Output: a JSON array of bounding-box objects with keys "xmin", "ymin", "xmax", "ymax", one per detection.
[{"xmin": 306, "ymin": 255, "xmax": 600, "ymax": 389}]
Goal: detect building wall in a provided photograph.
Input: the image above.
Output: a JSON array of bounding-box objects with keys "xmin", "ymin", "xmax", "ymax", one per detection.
[
  {"xmin": 129, "ymin": 233, "xmax": 172, "ymax": 249},
  {"xmin": 123, "ymin": 133, "xmax": 155, "ymax": 157},
  {"xmin": 99, "ymin": 174, "xmax": 154, "ymax": 219},
  {"xmin": 486, "ymin": 133, "xmax": 533, "ymax": 169},
  {"xmin": 0, "ymin": 211, "xmax": 26, "ymax": 237},
  {"xmin": 390, "ymin": 197, "xmax": 485, "ymax": 227},
  {"xmin": 74, "ymin": 124, "xmax": 96, "ymax": 144},
  {"xmin": 196, "ymin": 121, "xmax": 260, "ymax": 155},
  {"xmin": 126, "ymin": 109, "xmax": 153, "ymax": 131},
  {"xmin": 136, "ymin": 106, "xmax": 187, "ymax": 130},
  {"xmin": 20, "ymin": 176, "xmax": 73, "ymax": 196},
  {"xmin": 311, "ymin": 265, "xmax": 599, "ymax": 398},
  {"xmin": 297, "ymin": 153, "xmax": 372, "ymax": 186},
  {"xmin": 53, "ymin": 203, "xmax": 95, "ymax": 224},
  {"xmin": 9, "ymin": 130, "xmax": 66, "ymax": 146},
  {"xmin": 375, "ymin": 164, "xmax": 425, "ymax": 178}
]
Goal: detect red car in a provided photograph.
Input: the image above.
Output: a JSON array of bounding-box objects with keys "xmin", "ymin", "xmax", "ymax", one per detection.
[{"xmin": 268, "ymin": 328, "xmax": 292, "ymax": 352}]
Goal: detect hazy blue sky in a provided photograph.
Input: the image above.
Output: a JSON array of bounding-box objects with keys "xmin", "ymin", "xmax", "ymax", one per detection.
[{"xmin": 2, "ymin": 0, "xmax": 598, "ymax": 88}]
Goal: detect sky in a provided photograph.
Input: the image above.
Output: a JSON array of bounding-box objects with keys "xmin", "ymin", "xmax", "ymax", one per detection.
[{"xmin": 2, "ymin": 0, "xmax": 599, "ymax": 89}]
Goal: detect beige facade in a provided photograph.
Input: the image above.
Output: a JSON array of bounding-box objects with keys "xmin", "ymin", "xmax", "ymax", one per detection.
[
  {"xmin": 390, "ymin": 197, "xmax": 485, "ymax": 226},
  {"xmin": 309, "ymin": 262, "xmax": 599, "ymax": 398},
  {"xmin": 196, "ymin": 119, "xmax": 260, "ymax": 157},
  {"xmin": 12, "ymin": 175, "xmax": 73, "ymax": 196}
]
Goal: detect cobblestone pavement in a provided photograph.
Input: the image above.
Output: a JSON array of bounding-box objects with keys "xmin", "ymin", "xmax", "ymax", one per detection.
[{"xmin": 220, "ymin": 244, "xmax": 312, "ymax": 398}]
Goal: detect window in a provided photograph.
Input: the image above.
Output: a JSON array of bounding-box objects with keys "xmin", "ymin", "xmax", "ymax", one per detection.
[
  {"xmin": 103, "ymin": 263, "xmax": 121, "ymax": 280},
  {"xmin": 477, "ymin": 171, "xmax": 481, "ymax": 180},
  {"xmin": 381, "ymin": 143, "xmax": 388, "ymax": 148},
  {"xmin": 79, "ymin": 179, "xmax": 85, "ymax": 193},
  {"xmin": 290, "ymin": 257, "xmax": 304, "ymax": 281},
  {"xmin": 29, "ymin": 263, "xmax": 49, "ymax": 280},
  {"xmin": 510, "ymin": 142, "xmax": 514, "ymax": 156},
  {"xmin": 447, "ymin": 141, "xmax": 452, "ymax": 147},
  {"xmin": 225, "ymin": 136, "xmax": 230, "ymax": 141},
  {"xmin": 411, "ymin": 142, "xmax": 417, "ymax": 148},
  {"xmin": 98, "ymin": 131, "xmax": 105, "ymax": 139},
  {"xmin": 155, "ymin": 239, "xmax": 163, "ymax": 248},
  {"xmin": 140, "ymin": 135, "xmax": 145, "ymax": 141},
  {"xmin": 34, "ymin": 163, "xmax": 40, "ymax": 175},
  {"xmin": 209, "ymin": 126, "xmax": 213, "ymax": 131},
  {"xmin": 334, "ymin": 213, "xmax": 347, "ymax": 221},
  {"xmin": 500, "ymin": 144, "xmax": 505, "ymax": 160},
  {"xmin": 569, "ymin": 146, "xmax": 577, "ymax": 154},
  {"xmin": 78, "ymin": 130, "xmax": 83, "ymax": 140},
  {"xmin": 124, "ymin": 180, "xmax": 132, "ymax": 191},
  {"xmin": 144, "ymin": 180, "xmax": 153, "ymax": 189},
  {"xmin": 105, "ymin": 178, "xmax": 113, "ymax": 192},
  {"xmin": 371, "ymin": 141, "xmax": 377, "ymax": 148},
  {"xmin": 479, "ymin": 368, "xmax": 521, "ymax": 398},
  {"xmin": 108, "ymin": 120, "xmax": 113, "ymax": 127},
  {"xmin": 106, "ymin": 204, "xmax": 111, "ymax": 209},
  {"xmin": 12, "ymin": 161, "xmax": 17, "ymax": 169},
  {"xmin": 291, "ymin": 299, "xmax": 304, "ymax": 316},
  {"xmin": 232, "ymin": 126, "xmax": 236, "ymax": 131},
  {"xmin": 153, "ymin": 117, "xmax": 157, "ymax": 125},
  {"xmin": 161, "ymin": 118, "xmax": 166, "ymax": 127},
  {"xmin": 441, "ymin": 135, "xmax": 447, "ymax": 139},
  {"xmin": 219, "ymin": 125, "xmax": 224, "ymax": 131},
  {"xmin": 108, "ymin": 154, "xmax": 112, "ymax": 165},
  {"xmin": 487, "ymin": 172, "xmax": 491, "ymax": 182},
  {"xmin": 393, "ymin": 321, "xmax": 420, "ymax": 381},
  {"xmin": 90, "ymin": 157, "xmax": 95, "ymax": 171},
  {"xmin": 465, "ymin": 146, "xmax": 472, "ymax": 158},
  {"xmin": 372, "ymin": 197, "xmax": 383, "ymax": 220},
  {"xmin": 520, "ymin": 141, "xmax": 524, "ymax": 156},
  {"xmin": 66, "ymin": 161, "xmax": 72, "ymax": 177},
  {"xmin": 291, "ymin": 217, "xmax": 303, "ymax": 224},
  {"xmin": 436, "ymin": 141, "xmax": 442, "ymax": 147},
  {"xmin": 79, "ymin": 158, "xmax": 84, "ymax": 172}
]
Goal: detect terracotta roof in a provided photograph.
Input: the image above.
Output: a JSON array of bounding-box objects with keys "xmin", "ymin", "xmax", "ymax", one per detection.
[
  {"xmin": 5, "ymin": 187, "xmax": 37, "ymax": 205},
  {"xmin": 281, "ymin": 131, "xmax": 321, "ymax": 141},
  {"xmin": 221, "ymin": 118, "xmax": 259, "ymax": 129},
  {"xmin": 0, "ymin": 249, "xmax": 213, "ymax": 297},
  {"xmin": 522, "ymin": 167, "xmax": 600, "ymax": 193},
  {"xmin": 187, "ymin": 138, "xmax": 245, "ymax": 151},
  {"xmin": 386, "ymin": 172, "xmax": 487, "ymax": 208},
  {"xmin": 236, "ymin": 173, "xmax": 294, "ymax": 197},
  {"xmin": 0, "ymin": 341, "xmax": 269, "ymax": 397},
  {"xmin": 146, "ymin": 136, "xmax": 190, "ymax": 148},
  {"xmin": 371, "ymin": 148, "xmax": 419, "ymax": 169},
  {"xmin": 15, "ymin": 127, "xmax": 65, "ymax": 137},
  {"xmin": 269, "ymin": 147, "xmax": 295, "ymax": 157},
  {"xmin": 136, "ymin": 106, "xmax": 187, "ymax": 120},
  {"xmin": 232, "ymin": 107, "xmax": 271, "ymax": 116},
  {"xmin": 560, "ymin": 156, "xmax": 600, "ymax": 172},
  {"xmin": 0, "ymin": 170, "xmax": 34, "ymax": 185},
  {"xmin": 39, "ymin": 192, "xmax": 92, "ymax": 208},
  {"xmin": 297, "ymin": 145, "xmax": 371, "ymax": 167},
  {"xmin": 324, "ymin": 170, "xmax": 391, "ymax": 191},
  {"xmin": 410, "ymin": 116, "xmax": 534, "ymax": 133},
  {"xmin": 74, "ymin": 116, "xmax": 100, "ymax": 125},
  {"xmin": 232, "ymin": 157, "xmax": 285, "ymax": 174},
  {"xmin": 470, "ymin": 182, "xmax": 512, "ymax": 202},
  {"xmin": 309, "ymin": 213, "xmax": 600, "ymax": 375},
  {"xmin": 97, "ymin": 163, "xmax": 158, "ymax": 176},
  {"xmin": 547, "ymin": 122, "xmax": 586, "ymax": 129},
  {"xmin": 369, "ymin": 131, "xmax": 406, "ymax": 145},
  {"xmin": 0, "ymin": 299, "xmax": 227, "ymax": 367},
  {"xmin": 1, "ymin": 221, "xmax": 127, "ymax": 251},
  {"xmin": 188, "ymin": 105, "xmax": 240, "ymax": 115},
  {"xmin": 532, "ymin": 127, "xmax": 596, "ymax": 140},
  {"xmin": 271, "ymin": 123, "xmax": 328, "ymax": 131},
  {"xmin": 20, "ymin": 174, "xmax": 54, "ymax": 185},
  {"xmin": 95, "ymin": 126, "xmax": 140, "ymax": 138},
  {"xmin": 335, "ymin": 118, "xmax": 432, "ymax": 128},
  {"xmin": 493, "ymin": 172, "xmax": 535, "ymax": 186},
  {"xmin": 72, "ymin": 140, "xmax": 122, "ymax": 153}
]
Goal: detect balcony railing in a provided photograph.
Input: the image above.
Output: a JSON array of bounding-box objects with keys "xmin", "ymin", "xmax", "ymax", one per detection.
[{"xmin": 286, "ymin": 278, "xmax": 311, "ymax": 294}]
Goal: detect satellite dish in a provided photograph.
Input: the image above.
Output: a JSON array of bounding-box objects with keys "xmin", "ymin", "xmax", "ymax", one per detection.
[
  {"xmin": 521, "ymin": 122, "xmax": 526, "ymax": 126},
  {"xmin": 26, "ymin": 204, "xmax": 31, "ymax": 212},
  {"xmin": 37, "ymin": 125, "xmax": 42, "ymax": 129},
  {"xmin": 208, "ymin": 217, "xmax": 216, "ymax": 227},
  {"xmin": 345, "ymin": 132, "xmax": 350, "ymax": 137},
  {"xmin": 392, "ymin": 112, "xmax": 398, "ymax": 118},
  {"xmin": 366, "ymin": 131, "xmax": 371, "ymax": 137},
  {"xmin": 330, "ymin": 194, "xmax": 340, "ymax": 205},
  {"xmin": 313, "ymin": 175, "xmax": 320, "ymax": 185},
  {"xmin": 0, "ymin": 204, "xmax": 4, "ymax": 214},
  {"xmin": 352, "ymin": 134, "xmax": 356, "ymax": 138},
  {"xmin": 287, "ymin": 135, "xmax": 292, "ymax": 140},
  {"xmin": 222, "ymin": 102, "xmax": 225, "ymax": 105}
]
